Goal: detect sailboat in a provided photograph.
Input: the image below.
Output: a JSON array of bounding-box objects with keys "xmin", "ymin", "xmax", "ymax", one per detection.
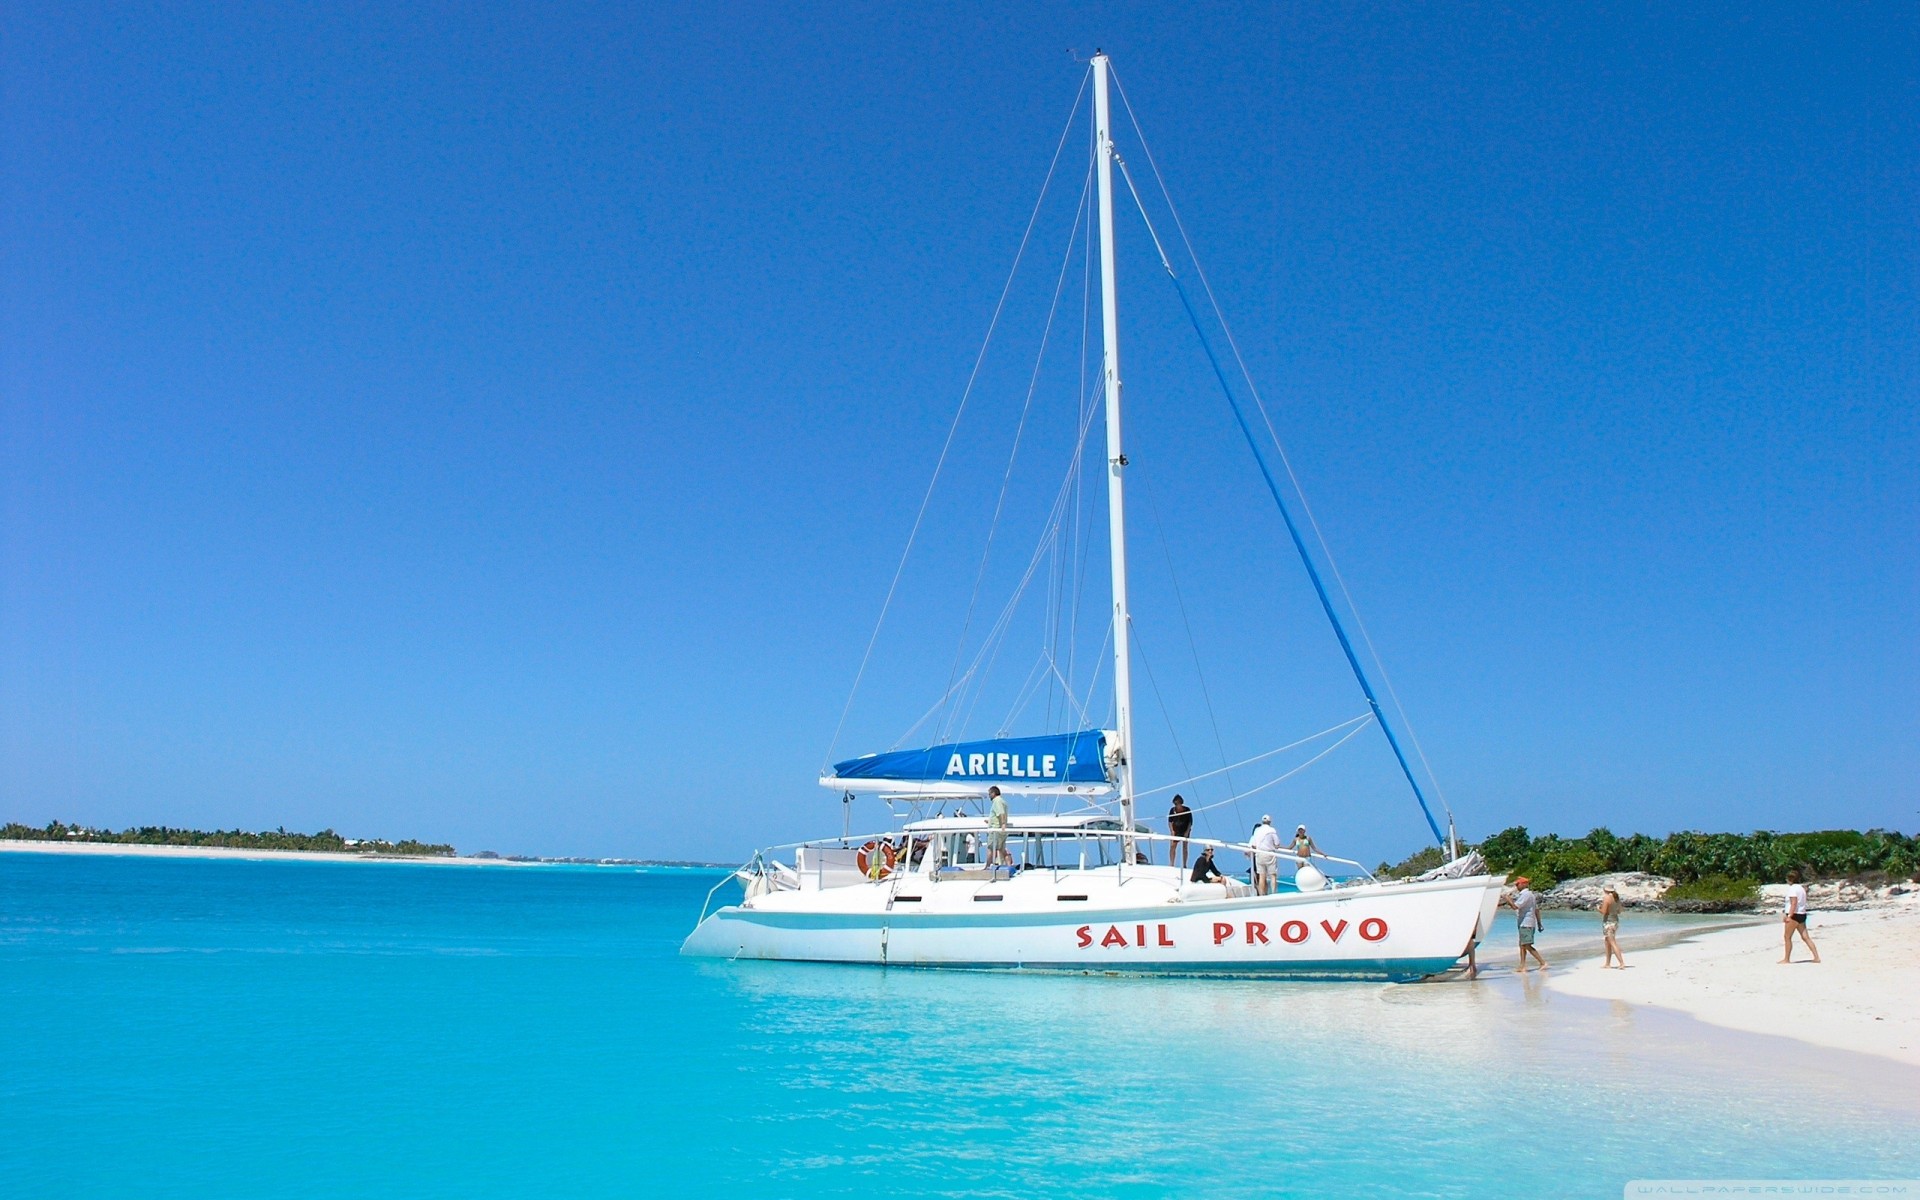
[{"xmin": 682, "ymin": 54, "xmax": 1505, "ymax": 980}]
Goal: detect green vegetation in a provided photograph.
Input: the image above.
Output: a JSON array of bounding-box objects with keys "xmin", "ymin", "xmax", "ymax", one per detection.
[
  {"xmin": 1662, "ymin": 874, "xmax": 1762, "ymax": 904},
  {"xmin": 1374, "ymin": 845, "xmax": 1448, "ymax": 877},
  {"xmin": 1380, "ymin": 826, "xmax": 1919, "ymax": 891},
  {"xmin": 2, "ymin": 820, "xmax": 455, "ymax": 857}
]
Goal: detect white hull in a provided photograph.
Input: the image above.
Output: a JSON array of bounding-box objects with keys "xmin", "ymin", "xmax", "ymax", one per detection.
[{"xmin": 684, "ymin": 867, "xmax": 1504, "ymax": 981}]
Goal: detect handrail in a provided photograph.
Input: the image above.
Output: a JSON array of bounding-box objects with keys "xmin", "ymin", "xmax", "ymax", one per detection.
[
  {"xmin": 695, "ymin": 860, "xmax": 749, "ymax": 925},
  {"xmin": 711, "ymin": 826, "xmax": 1378, "ymax": 883}
]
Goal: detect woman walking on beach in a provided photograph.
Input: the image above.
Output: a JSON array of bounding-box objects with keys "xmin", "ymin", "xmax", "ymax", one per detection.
[
  {"xmin": 1600, "ymin": 884, "xmax": 1626, "ymax": 969},
  {"xmin": 1780, "ymin": 869, "xmax": 1821, "ymax": 964}
]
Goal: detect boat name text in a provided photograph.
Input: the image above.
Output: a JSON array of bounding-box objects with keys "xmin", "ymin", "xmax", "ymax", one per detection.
[
  {"xmin": 945, "ymin": 752, "xmax": 1058, "ymax": 779},
  {"xmin": 1073, "ymin": 918, "xmax": 1389, "ymax": 950}
]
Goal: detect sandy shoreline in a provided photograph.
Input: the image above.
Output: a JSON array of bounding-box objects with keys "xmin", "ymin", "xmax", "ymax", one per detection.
[
  {"xmin": 1542, "ymin": 896, "xmax": 1920, "ymax": 1066},
  {"xmin": 0, "ymin": 839, "xmax": 527, "ymax": 867}
]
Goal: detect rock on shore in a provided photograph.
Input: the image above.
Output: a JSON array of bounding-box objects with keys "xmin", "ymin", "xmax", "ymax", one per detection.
[
  {"xmin": 1761, "ymin": 879, "xmax": 1914, "ymax": 912},
  {"xmin": 1543, "ymin": 872, "xmax": 1673, "ymax": 910},
  {"xmin": 1543, "ymin": 871, "xmax": 1916, "ymax": 913}
]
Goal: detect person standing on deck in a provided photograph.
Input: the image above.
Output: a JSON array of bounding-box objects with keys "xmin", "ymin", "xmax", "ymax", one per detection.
[
  {"xmin": 1290, "ymin": 824, "xmax": 1319, "ymax": 861},
  {"xmin": 986, "ymin": 786, "xmax": 1010, "ymax": 869},
  {"xmin": 1250, "ymin": 816, "xmax": 1283, "ymax": 895},
  {"xmin": 1167, "ymin": 795, "xmax": 1193, "ymax": 868},
  {"xmin": 1501, "ymin": 876, "xmax": 1548, "ymax": 973},
  {"xmin": 1780, "ymin": 869, "xmax": 1821, "ymax": 964}
]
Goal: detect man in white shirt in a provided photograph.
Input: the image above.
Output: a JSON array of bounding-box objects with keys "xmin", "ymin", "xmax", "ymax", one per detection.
[
  {"xmin": 1779, "ymin": 868, "xmax": 1821, "ymax": 964},
  {"xmin": 1250, "ymin": 816, "xmax": 1283, "ymax": 895}
]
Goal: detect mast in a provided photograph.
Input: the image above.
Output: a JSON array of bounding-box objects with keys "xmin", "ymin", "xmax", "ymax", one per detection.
[{"xmin": 1091, "ymin": 53, "xmax": 1137, "ymax": 855}]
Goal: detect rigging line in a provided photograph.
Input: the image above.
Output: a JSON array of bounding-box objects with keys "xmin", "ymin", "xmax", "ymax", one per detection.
[
  {"xmin": 1067, "ymin": 137, "xmax": 1103, "ymax": 720},
  {"xmin": 1105, "ymin": 193, "xmax": 1443, "ymax": 840},
  {"xmin": 1052, "ymin": 176, "xmax": 1095, "ymax": 731},
  {"xmin": 1111, "ymin": 71, "xmax": 1454, "ymax": 826},
  {"xmin": 949, "ymin": 370, "xmax": 1108, "ymax": 740},
  {"xmin": 996, "ymin": 650, "xmax": 1054, "ymax": 736},
  {"xmin": 1061, "ymin": 142, "xmax": 1096, "ymax": 728},
  {"xmin": 1061, "ymin": 371, "xmax": 1099, "ymax": 728},
  {"xmin": 1107, "ymin": 149, "xmax": 1448, "ymax": 847},
  {"xmin": 1041, "ymin": 653, "xmax": 1097, "ymax": 730},
  {"xmin": 823, "ymin": 67, "xmax": 1092, "ymax": 772},
  {"xmin": 1129, "ymin": 624, "xmax": 1197, "ymax": 799},
  {"xmin": 1066, "ymin": 373, "xmax": 1103, "ymax": 717},
  {"xmin": 1134, "ymin": 472, "xmax": 1242, "ymax": 810},
  {"xmin": 884, "ymin": 670, "xmax": 979, "ymax": 754},
  {"xmin": 1179, "ymin": 715, "xmax": 1377, "ymax": 817},
  {"xmin": 1166, "ymin": 264, "xmax": 1445, "ymax": 841},
  {"xmin": 937, "ymin": 161, "xmax": 1095, "ymax": 745},
  {"xmin": 954, "ymin": 508, "xmax": 1074, "ymax": 738},
  {"xmin": 1131, "ymin": 712, "xmax": 1374, "ymax": 801},
  {"xmin": 1075, "ymin": 616, "xmax": 1115, "ymax": 730},
  {"xmin": 1050, "ymin": 152, "xmax": 1097, "ymax": 731}
]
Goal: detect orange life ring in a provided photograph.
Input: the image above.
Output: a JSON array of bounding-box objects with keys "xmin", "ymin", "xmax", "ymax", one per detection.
[{"xmin": 856, "ymin": 840, "xmax": 896, "ymax": 879}]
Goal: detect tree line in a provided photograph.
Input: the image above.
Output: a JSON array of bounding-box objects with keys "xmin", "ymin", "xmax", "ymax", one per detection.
[
  {"xmin": 2, "ymin": 820, "xmax": 455, "ymax": 857},
  {"xmin": 1381, "ymin": 826, "xmax": 1918, "ymax": 890}
]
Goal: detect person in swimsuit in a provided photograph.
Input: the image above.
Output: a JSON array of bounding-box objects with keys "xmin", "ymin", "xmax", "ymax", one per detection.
[
  {"xmin": 1780, "ymin": 868, "xmax": 1821, "ymax": 964},
  {"xmin": 1291, "ymin": 825, "xmax": 1319, "ymax": 860},
  {"xmin": 1600, "ymin": 884, "xmax": 1626, "ymax": 969}
]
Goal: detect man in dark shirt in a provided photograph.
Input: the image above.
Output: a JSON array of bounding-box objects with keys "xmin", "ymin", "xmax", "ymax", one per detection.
[
  {"xmin": 1167, "ymin": 794, "xmax": 1194, "ymax": 868},
  {"xmin": 1189, "ymin": 845, "xmax": 1231, "ymax": 886}
]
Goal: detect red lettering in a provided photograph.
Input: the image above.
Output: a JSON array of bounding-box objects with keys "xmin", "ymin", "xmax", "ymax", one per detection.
[
  {"xmin": 1100, "ymin": 925, "xmax": 1129, "ymax": 948},
  {"xmin": 1246, "ymin": 922, "xmax": 1270, "ymax": 945},
  {"xmin": 1075, "ymin": 925, "xmax": 1092, "ymax": 948},
  {"xmin": 1136, "ymin": 924, "xmax": 1147, "ymax": 947},
  {"xmin": 1359, "ymin": 917, "xmax": 1388, "ymax": 942},
  {"xmin": 1157, "ymin": 923, "xmax": 1175, "ymax": 947},
  {"xmin": 1212, "ymin": 922, "xmax": 1234, "ymax": 945},
  {"xmin": 1320, "ymin": 919, "xmax": 1349, "ymax": 943},
  {"xmin": 1279, "ymin": 920, "xmax": 1309, "ymax": 944}
]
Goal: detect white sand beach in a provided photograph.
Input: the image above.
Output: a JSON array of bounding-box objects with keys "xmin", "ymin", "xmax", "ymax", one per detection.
[
  {"xmin": 0, "ymin": 839, "xmax": 524, "ymax": 867},
  {"xmin": 1546, "ymin": 896, "xmax": 1920, "ymax": 1066}
]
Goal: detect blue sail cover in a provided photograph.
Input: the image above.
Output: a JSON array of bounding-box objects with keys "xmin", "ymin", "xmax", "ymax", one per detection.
[{"xmin": 830, "ymin": 731, "xmax": 1110, "ymax": 792}]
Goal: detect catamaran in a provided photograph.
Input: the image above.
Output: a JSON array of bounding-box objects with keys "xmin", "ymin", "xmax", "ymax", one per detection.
[{"xmin": 682, "ymin": 54, "xmax": 1505, "ymax": 980}]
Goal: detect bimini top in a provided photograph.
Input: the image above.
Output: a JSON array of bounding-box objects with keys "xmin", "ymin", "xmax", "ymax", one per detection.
[{"xmin": 821, "ymin": 730, "xmax": 1114, "ymax": 797}]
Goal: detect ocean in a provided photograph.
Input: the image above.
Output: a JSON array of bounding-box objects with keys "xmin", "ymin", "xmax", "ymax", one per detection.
[{"xmin": 2, "ymin": 852, "xmax": 1912, "ymax": 1198}]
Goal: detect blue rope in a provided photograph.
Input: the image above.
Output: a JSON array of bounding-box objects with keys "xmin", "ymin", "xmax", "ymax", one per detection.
[{"xmin": 1160, "ymin": 269, "xmax": 1447, "ymax": 847}]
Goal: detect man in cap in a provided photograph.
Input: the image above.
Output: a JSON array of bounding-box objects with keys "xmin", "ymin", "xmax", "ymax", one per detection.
[
  {"xmin": 1500, "ymin": 875, "xmax": 1548, "ymax": 973},
  {"xmin": 1250, "ymin": 815, "xmax": 1283, "ymax": 895}
]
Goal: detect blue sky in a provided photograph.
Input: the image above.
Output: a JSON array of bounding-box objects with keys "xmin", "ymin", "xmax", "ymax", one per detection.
[{"xmin": 3, "ymin": 3, "xmax": 1914, "ymax": 862}]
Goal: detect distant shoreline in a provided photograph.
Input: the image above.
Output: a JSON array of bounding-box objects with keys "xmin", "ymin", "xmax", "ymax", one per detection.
[
  {"xmin": 0, "ymin": 839, "xmax": 522, "ymax": 867},
  {"xmin": 0, "ymin": 840, "xmax": 730, "ymax": 869}
]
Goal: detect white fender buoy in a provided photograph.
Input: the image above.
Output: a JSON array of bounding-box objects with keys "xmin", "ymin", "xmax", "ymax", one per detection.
[{"xmin": 1294, "ymin": 862, "xmax": 1327, "ymax": 892}]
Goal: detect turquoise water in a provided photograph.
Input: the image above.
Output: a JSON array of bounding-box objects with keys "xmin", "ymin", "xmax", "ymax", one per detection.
[{"xmin": 2, "ymin": 853, "xmax": 1912, "ymax": 1198}]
